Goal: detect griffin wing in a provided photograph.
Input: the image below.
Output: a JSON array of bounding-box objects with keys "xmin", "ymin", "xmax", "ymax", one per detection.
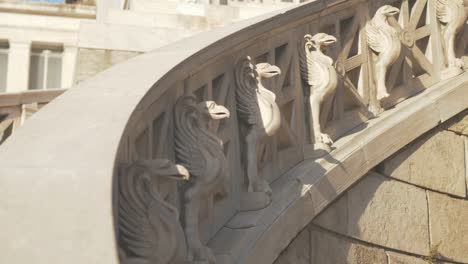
[
  {"xmin": 366, "ymin": 21, "xmax": 384, "ymax": 53},
  {"xmin": 174, "ymin": 96, "xmax": 206, "ymax": 177},
  {"xmin": 436, "ymin": 0, "xmax": 456, "ymax": 24},
  {"xmin": 118, "ymin": 165, "xmax": 157, "ymax": 259},
  {"xmin": 298, "ymin": 41, "xmax": 323, "ymax": 89},
  {"xmin": 235, "ymin": 57, "xmax": 259, "ymax": 125}
]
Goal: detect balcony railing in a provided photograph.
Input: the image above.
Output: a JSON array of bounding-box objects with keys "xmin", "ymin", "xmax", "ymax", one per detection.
[{"xmin": 0, "ymin": 88, "xmax": 66, "ymax": 143}]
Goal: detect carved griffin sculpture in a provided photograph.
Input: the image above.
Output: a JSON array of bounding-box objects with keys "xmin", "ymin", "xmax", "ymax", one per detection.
[
  {"xmin": 366, "ymin": 5, "xmax": 401, "ymax": 101},
  {"xmin": 118, "ymin": 159, "xmax": 190, "ymax": 264},
  {"xmin": 235, "ymin": 56, "xmax": 281, "ymax": 201},
  {"xmin": 436, "ymin": 0, "xmax": 467, "ymax": 70},
  {"xmin": 174, "ymin": 95, "xmax": 230, "ymax": 263},
  {"xmin": 299, "ymin": 33, "xmax": 337, "ymax": 149}
]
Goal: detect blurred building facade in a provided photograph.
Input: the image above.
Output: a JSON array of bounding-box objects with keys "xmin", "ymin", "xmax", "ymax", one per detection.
[{"xmin": 0, "ymin": 0, "xmax": 303, "ymax": 93}]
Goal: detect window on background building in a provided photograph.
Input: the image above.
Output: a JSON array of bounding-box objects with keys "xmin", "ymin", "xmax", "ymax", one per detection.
[
  {"xmin": 29, "ymin": 45, "xmax": 63, "ymax": 90},
  {"xmin": 0, "ymin": 42, "xmax": 8, "ymax": 93},
  {"xmin": 26, "ymin": 0, "xmax": 95, "ymax": 4},
  {"xmin": 26, "ymin": 0, "xmax": 66, "ymax": 4}
]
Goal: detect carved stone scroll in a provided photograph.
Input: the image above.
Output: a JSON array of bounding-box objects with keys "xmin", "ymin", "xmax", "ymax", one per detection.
[
  {"xmin": 366, "ymin": 5, "xmax": 402, "ymax": 102},
  {"xmin": 299, "ymin": 33, "xmax": 338, "ymax": 152},
  {"xmin": 118, "ymin": 159, "xmax": 189, "ymax": 264},
  {"xmin": 174, "ymin": 95, "xmax": 230, "ymax": 263},
  {"xmin": 235, "ymin": 56, "xmax": 281, "ymax": 211},
  {"xmin": 436, "ymin": 0, "xmax": 467, "ymax": 78}
]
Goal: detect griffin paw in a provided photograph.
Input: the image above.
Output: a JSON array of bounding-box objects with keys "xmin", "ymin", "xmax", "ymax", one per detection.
[
  {"xmin": 376, "ymin": 91, "xmax": 390, "ymax": 101},
  {"xmin": 455, "ymin": 59, "xmax": 464, "ymax": 69},
  {"xmin": 249, "ymin": 180, "xmax": 272, "ymax": 196},
  {"xmin": 318, "ymin": 133, "xmax": 334, "ymax": 145}
]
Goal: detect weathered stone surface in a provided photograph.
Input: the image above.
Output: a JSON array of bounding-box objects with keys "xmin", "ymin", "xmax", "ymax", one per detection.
[
  {"xmin": 387, "ymin": 252, "xmax": 427, "ymax": 264},
  {"xmin": 309, "ymin": 227, "xmax": 387, "ymax": 264},
  {"xmin": 380, "ymin": 129, "xmax": 466, "ymax": 197},
  {"xmin": 75, "ymin": 48, "xmax": 141, "ymax": 83},
  {"xmin": 427, "ymin": 191, "xmax": 468, "ymax": 263},
  {"xmin": 317, "ymin": 172, "xmax": 430, "ymax": 255},
  {"xmin": 313, "ymin": 192, "xmax": 348, "ymax": 235},
  {"xmin": 444, "ymin": 109, "xmax": 468, "ymax": 136},
  {"xmin": 273, "ymin": 228, "xmax": 310, "ymax": 264}
]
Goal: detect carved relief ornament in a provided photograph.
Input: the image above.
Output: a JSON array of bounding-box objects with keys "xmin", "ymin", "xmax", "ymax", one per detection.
[
  {"xmin": 235, "ymin": 56, "xmax": 281, "ymax": 211},
  {"xmin": 299, "ymin": 33, "xmax": 338, "ymax": 151},
  {"xmin": 366, "ymin": 5, "xmax": 402, "ymax": 101},
  {"xmin": 436, "ymin": 0, "xmax": 467, "ymax": 78},
  {"xmin": 118, "ymin": 159, "xmax": 189, "ymax": 264},
  {"xmin": 174, "ymin": 95, "xmax": 230, "ymax": 263}
]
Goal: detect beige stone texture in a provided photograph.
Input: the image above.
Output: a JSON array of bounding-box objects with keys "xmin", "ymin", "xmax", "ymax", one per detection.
[
  {"xmin": 313, "ymin": 192, "xmax": 348, "ymax": 235},
  {"xmin": 387, "ymin": 252, "xmax": 427, "ymax": 264},
  {"xmin": 273, "ymin": 228, "xmax": 310, "ymax": 264},
  {"xmin": 380, "ymin": 129, "xmax": 466, "ymax": 197},
  {"xmin": 75, "ymin": 48, "xmax": 141, "ymax": 83},
  {"xmin": 427, "ymin": 191, "xmax": 468, "ymax": 263},
  {"xmin": 347, "ymin": 173, "xmax": 429, "ymax": 255},
  {"xmin": 309, "ymin": 227, "xmax": 387, "ymax": 264},
  {"xmin": 316, "ymin": 172, "xmax": 430, "ymax": 256},
  {"xmin": 444, "ymin": 109, "xmax": 468, "ymax": 136}
]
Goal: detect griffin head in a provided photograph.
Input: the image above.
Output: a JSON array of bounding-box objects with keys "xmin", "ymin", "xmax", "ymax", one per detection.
[
  {"xmin": 176, "ymin": 95, "xmax": 230, "ymax": 122},
  {"xmin": 376, "ymin": 5, "xmax": 400, "ymax": 18},
  {"xmin": 255, "ymin": 62, "xmax": 281, "ymax": 79},
  {"xmin": 196, "ymin": 100, "xmax": 230, "ymax": 120},
  {"xmin": 305, "ymin": 33, "xmax": 337, "ymax": 51}
]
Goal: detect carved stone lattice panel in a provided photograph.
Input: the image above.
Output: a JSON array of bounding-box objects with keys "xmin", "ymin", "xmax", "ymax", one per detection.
[
  {"xmin": 183, "ymin": 56, "xmax": 241, "ymax": 242},
  {"xmin": 370, "ymin": 0, "xmax": 443, "ymax": 108}
]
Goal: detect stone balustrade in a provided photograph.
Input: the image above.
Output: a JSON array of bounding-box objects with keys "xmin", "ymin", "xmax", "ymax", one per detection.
[
  {"xmin": 0, "ymin": 0, "xmax": 466, "ymax": 264},
  {"xmin": 0, "ymin": 88, "xmax": 65, "ymax": 143}
]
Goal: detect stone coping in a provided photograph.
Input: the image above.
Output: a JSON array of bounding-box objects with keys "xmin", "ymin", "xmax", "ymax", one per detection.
[{"xmin": 0, "ymin": 89, "xmax": 66, "ymax": 107}]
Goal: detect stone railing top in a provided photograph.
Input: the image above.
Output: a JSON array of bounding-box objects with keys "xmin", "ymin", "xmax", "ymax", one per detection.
[{"xmin": 0, "ymin": 89, "xmax": 66, "ymax": 107}]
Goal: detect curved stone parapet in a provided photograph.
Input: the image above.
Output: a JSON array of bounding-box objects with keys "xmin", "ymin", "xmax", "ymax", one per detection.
[{"xmin": 0, "ymin": 0, "xmax": 466, "ymax": 264}]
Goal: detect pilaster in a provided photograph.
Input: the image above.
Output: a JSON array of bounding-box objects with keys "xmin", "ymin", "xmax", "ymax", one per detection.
[
  {"xmin": 6, "ymin": 40, "xmax": 31, "ymax": 93},
  {"xmin": 61, "ymin": 45, "xmax": 78, "ymax": 88}
]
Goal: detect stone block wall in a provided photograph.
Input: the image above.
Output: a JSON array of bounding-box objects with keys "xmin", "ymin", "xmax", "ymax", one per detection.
[
  {"xmin": 75, "ymin": 48, "xmax": 141, "ymax": 83},
  {"xmin": 274, "ymin": 110, "xmax": 468, "ymax": 264}
]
